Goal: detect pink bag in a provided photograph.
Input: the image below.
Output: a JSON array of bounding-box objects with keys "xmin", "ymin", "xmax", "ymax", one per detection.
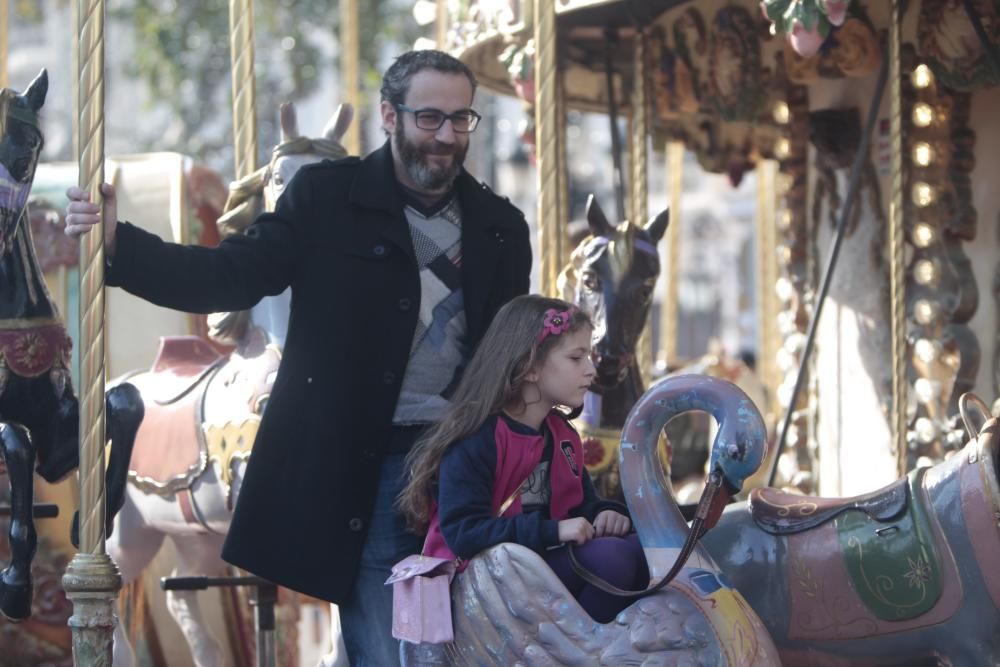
[{"xmin": 385, "ymin": 554, "xmax": 457, "ymax": 644}]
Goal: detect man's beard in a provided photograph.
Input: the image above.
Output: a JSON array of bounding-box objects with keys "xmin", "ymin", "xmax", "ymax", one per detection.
[{"xmin": 394, "ymin": 124, "xmax": 467, "ymax": 191}]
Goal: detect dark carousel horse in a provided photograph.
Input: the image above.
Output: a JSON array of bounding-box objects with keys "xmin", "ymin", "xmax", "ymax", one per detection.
[
  {"xmin": 558, "ymin": 195, "xmax": 670, "ymax": 499},
  {"xmin": 0, "ymin": 70, "xmax": 143, "ymax": 621}
]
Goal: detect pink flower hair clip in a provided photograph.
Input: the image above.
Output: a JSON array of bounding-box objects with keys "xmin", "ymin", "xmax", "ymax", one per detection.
[{"xmin": 537, "ymin": 307, "xmax": 576, "ymax": 343}]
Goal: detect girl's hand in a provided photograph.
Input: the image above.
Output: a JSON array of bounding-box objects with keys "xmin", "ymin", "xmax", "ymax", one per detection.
[
  {"xmin": 593, "ymin": 510, "xmax": 631, "ymax": 537},
  {"xmin": 558, "ymin": 517, "xmax": 595, "ymax": 545}
]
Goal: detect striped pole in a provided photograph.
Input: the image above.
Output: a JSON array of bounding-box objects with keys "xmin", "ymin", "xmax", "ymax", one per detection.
[{"xmin": 63, "ymin": 0, "xmax": 120, "ymax": 660}]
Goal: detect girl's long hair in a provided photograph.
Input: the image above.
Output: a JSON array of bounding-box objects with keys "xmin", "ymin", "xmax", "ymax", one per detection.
[{"xmin": 398, "ymin": 294, "xmax": 592, "ymax": 532}]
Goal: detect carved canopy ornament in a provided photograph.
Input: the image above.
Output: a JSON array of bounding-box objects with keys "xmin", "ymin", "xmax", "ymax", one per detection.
[
  {"xmin": 651, "ymin": 4, "xmax": 783, "ymax": 186},
  {"xmin": 918, "ymin": 0, "xmax": 1000, "ymax": 91}
]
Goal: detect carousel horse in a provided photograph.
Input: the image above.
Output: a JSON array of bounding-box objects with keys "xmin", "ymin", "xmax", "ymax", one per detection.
[
  {"xmin": 420, "ymin": 375, "xmax": 780, "ymax": 665},
  {"xmin": 107, "ymin": 102, "xmax": 351, "ymax": 667},
  {"xmin": 0, "ymin": 70, "xmax": 143, "ymax": 621},
  {"xmin": 558, "ymin": 196, "xmax": 670, "ymax": 500},
  {"xmin": 699, "ymin": 393, "xmax": 1000, "ymax": 666}
]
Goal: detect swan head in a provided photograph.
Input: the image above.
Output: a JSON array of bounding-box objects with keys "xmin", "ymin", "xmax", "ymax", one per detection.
[{"xmin": 708, "ymin": 390, "xmax": 768, "ymax": 496}]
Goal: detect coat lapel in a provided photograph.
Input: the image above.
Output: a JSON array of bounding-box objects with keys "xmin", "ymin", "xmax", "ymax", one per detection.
[
  {"xmin": 348, "ymin": 142, "xmax": 414, "ymax": 259},
  {"xmin": 457, "ymin": 172, "xmax": 514, "ymax": 341}
]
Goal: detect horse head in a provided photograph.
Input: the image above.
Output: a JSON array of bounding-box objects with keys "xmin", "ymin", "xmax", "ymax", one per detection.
[
  {"xmin": 264, "ymin": 101, "xmax": 352, "ymax": 211},
  {"xmin": 0, "ymin": 69, "xmax": 47, "ymax": 257},
  {"xmin": 559, "ymin": 195, "xmax": 670, "ymax": 391},
  {"xmin": 559, "ymin": 195, "xmax": 669, "ymax": 392},
  {"xmin": 209, "ymin": 102, "xmax": 353, "ymax": 348}
]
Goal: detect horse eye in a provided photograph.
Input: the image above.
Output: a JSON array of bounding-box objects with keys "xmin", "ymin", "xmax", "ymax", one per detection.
[
  {"xmin": 639, "ymin": 285, "xmax": 654, "ymax": 302},
  {"xmin": 582, "ymin": 272, "xmax": 600, "ymax": 292},
  {"xmin": 274, "ymin": 174, "xmax": 284, "ymax": 185}
]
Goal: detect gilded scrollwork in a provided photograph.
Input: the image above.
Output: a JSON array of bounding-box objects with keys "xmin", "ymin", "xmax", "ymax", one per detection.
[{"xmin": 918, "ymin": 0, "xmax": 1000, "ymax": 92}]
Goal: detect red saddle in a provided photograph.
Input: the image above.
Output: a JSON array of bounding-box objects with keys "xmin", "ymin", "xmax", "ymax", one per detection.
[{"xmin": 126, "ymin": 337, "xmax": 224, "ymax": 495}]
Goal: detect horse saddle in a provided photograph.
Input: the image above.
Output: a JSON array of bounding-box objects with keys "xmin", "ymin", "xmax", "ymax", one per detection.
[
  {"xmin": 749, "ymin": 477, "xmax": 909, "ymax": 535},
  {"xmin": 127, "ymin": 337, "xmax": 224, "ymax": 495}
]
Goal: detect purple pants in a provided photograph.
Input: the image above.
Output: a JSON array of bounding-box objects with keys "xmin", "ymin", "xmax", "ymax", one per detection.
[{"xmin": 543, "ymin": 533, "xmax": 649, "ymax": 623}]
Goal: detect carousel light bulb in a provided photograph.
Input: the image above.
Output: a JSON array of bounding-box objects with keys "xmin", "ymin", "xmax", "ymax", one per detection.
[
  {"xmin": 914, "ymin": 299, "xmax": 939, "ymax": 325},
  {"xmin": 912, "ymin": 64, "xmax": 934, "ymax": 89},
  {"xmin": 773, "ymin": 101, "xmax": 790, "ymax": 125},
  {"xmin": 777, "ymin": 244, "xmax": 792, "ymax": 266},
  {"xmin": 913, "ymin": 258, "xmax": 938, "ymax": 286},
  {"xmin": 413, "ymin": 36, "xmax": 438, "ymax": 51},
  {"xmin": 914, "ymin": 378, "xmax": 941, "ymax": 404},
  {"xmin": 775, "ymin": 137, "xmax": 791, "ymax": 159},
  {"xmin": 914, "ymin": 417, "xmax": 938, "ymax": 444},
  {"xmin": 914, "ymin": 338, "xmax": 939, "ymax": 364},
  {"xmin": 785, "ymin": 332, "xmax": 807, "ymax": 353},
  {"xmin": 912, "ymin": 182, "xmax": 936, "ymax": 207},
  {"xmin": 777, "ymin": 348, "xmax": 795, "ymax": 373},
  {"xmin": 779, "ymin": 209, "xmax": 793, "ymax": 231},
  {"xmin": 913, "ymin": 142, "xmax": 935, "ymax": 167},
  {"xmin": 913, "ymin": 103, "xmax": 935, "ymax": 127},
  {"xmin": 412, "ymin": 0, "xmax": 438, "ymax": 26},
  {"xmin": 775, "ymin": 276, "xmax": 794, "ymax": 302},
  {"xmin": 912, "ymin": 222, "xmax": 937, "ymax": 248}
]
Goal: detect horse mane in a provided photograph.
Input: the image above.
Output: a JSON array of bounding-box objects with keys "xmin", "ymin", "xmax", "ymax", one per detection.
[
  {"xmin": 215, "ymin": 134, "xmax": 349, "ymax": 238},
  {"xmin": 208, "ymin": 126, "xmax": 349, "ymax": 344}
]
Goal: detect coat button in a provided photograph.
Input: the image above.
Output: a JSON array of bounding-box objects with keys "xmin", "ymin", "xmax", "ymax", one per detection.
[
  {"xmin": 364, "ymin": 448, "xmax": 377, "ymax": 459},
  {"xmin": 383, "ymin": 371, "xmax": 396, "ymax": 385},
  {"xmin": 398, "ymin": 298, "xmax": 411, "ymax": 311},
  {"xmin": 494, "ymin": 231, "xmax": 504, "ymax": 242},
  {"xmin": 373, "ymin": 244, "xmax": 386, "ymax": 256},
  {"xmin": 306, "ymin": 377, "xmax": 313, "ymax": 384},
  {"xmin": 349, "ymin": 518, "xmax": 364, "ymax": 532}
]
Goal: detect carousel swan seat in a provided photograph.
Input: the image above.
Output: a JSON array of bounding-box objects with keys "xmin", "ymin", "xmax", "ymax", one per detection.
[
  {"xmin": 749, "ymin": 476, "xmax": 908, "ymax": 534},
  {"xmin": 415, "ymin": 376, "xmax": 782, "ymax": 666}
]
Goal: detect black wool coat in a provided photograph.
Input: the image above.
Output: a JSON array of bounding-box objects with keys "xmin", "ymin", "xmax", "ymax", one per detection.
[{"xmin": 107, "ymin": 142, "xmax": 532, "ymax": 603}]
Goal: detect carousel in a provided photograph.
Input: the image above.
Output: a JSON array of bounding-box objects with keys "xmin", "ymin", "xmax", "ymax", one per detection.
[{"xmin": 0, "ymin": 0, "xmax": 998, "ymax": 665}]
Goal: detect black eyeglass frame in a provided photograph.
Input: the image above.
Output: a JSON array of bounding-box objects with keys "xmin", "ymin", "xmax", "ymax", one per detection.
[{"xmin": 395, "ymin": 104, "xmax": 482, "ymax": 133}]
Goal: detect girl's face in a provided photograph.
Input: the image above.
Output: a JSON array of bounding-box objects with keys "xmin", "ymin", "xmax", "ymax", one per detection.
[{"xmin": 532, "ymin": 326, "xmax": 597, "ymax": 409}]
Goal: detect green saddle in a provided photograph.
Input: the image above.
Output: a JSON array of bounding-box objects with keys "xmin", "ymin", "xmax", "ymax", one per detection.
[{"xmin": 835, "ymin": 467, "xmax": 943, "ymax": 621}]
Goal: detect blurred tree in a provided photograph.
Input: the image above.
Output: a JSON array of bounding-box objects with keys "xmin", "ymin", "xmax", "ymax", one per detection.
[{"xmin": 19, "ymin": 0, "xmax": 419, "ymax": 169}]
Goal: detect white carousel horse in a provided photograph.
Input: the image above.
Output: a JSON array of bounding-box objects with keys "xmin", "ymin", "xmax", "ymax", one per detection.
[{"xmin": 108, "ymin": 102, "xmax": 352, "ymax": 667}]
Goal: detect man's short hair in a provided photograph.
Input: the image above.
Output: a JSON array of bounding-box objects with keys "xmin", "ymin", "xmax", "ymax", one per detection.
[{"xmin": 380, "ymin": 50, "xmax": 478, "ymax": 106}]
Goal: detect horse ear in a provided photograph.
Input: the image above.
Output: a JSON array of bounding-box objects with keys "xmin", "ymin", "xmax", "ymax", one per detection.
[
  {"xmin": 644, "ymin": 207, "xmax": 670, "ymax": 243},
  {"xmin": 279, "ymin": 102, "xmax": 299, "ymax": 142},
  {"xmin": 586, "ymin": 194, "xmax": 615, "ymax": 237},
  {"xmin": 22, "ymin": 69, "xmax": 48, "ymax": 112},
  {"xmin": 324, "ymin": 103, "xmax": 354, "ymax": 144}
]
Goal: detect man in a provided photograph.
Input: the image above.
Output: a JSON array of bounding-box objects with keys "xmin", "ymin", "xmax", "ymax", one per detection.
[{"xmin": 66, "ymin": 50, "xmax": 531, "ymax": 665}]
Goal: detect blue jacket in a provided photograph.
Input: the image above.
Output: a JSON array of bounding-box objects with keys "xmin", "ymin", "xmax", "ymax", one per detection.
[{"xmin": 431, "ymin": 413, "xmax": 628, "ymax": 561}]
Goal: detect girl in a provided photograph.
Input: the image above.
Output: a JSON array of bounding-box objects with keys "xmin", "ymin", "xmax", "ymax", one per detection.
[{"xmin": 399, "ymin": 295, "xmax": 648, "ymax": 625}]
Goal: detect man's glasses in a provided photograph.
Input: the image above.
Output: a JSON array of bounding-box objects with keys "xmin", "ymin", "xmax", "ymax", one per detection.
[{"xmin": 396, "ymin": 104, "xmax": 482, "ymax": 133}]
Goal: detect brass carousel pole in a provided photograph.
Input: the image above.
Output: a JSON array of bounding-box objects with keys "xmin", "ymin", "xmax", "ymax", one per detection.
[
  {"xmin": 0, "ymin": 0, "xmax": 8, "ymax": 89},
  {"xmin": 229, "ymin": 0, "xmax": 258, "ymax": 179},
  {"xmin": 756, "ymin": 160, "xmax": 779, "ymax": 415},
  {"xmin": 889, "ymin": 0, "xmax": 909, "ymax": 476},
  {"xmin": 630, "ymin": 30, "xmax": 651, "ymax": 383},
  {"xmin": 63, "ymin": 0, "xmax": 119, "ymax": 661},
  {"xmin": 534, "ymin": 0, "xmax": 564, "ymax": 296},
  {"xmin": 659, "ymin": 140, "xmax": 683, "ymax": 367},
  {"xmin": 341, "ymin": 0, "xmax": 361, "ymax": 156}
]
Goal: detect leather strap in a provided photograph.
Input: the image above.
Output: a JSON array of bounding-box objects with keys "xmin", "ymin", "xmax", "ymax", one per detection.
[{"xmin": 567, "ymin": 471, "xmax": 724, "ymax": 599}]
